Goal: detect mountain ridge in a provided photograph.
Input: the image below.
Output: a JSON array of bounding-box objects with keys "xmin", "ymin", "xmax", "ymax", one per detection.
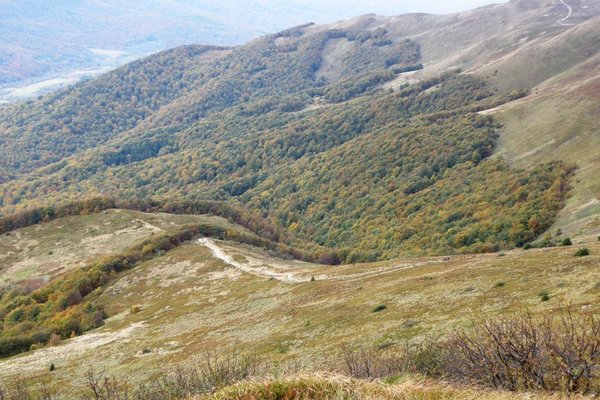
[
  {"xmin": 0, "ymin": 0, "xmax": 598, "ymax": 258},
  {"xmin": 0, "ymin": 1, "xmax": 600, "ymax": 394}
]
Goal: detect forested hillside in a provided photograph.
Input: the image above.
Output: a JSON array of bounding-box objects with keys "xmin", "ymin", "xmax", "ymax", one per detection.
[
  {"xmin": 1, "ymin": 1, "xmax": 600, "ymax": 396},
  {"xmin": 0, "ymin": 1, "xmax": 591, "ymax": 260}
]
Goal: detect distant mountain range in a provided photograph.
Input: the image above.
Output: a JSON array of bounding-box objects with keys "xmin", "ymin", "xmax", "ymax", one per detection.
[{"xmin": 0, "ymin": 0, "xmax": 501, "ymax": 102}]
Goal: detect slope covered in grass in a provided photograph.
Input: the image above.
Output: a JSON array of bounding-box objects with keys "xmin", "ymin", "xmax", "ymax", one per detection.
[{"xmin": 1, "ymin": 210, "xmax": 598, "ymax": 387}]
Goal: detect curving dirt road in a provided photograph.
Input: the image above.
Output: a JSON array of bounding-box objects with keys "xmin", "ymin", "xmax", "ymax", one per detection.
[
  {"xmin": 557, "ymin": 0, "xmax": 576, "ymax": 26},
  {"xmin": 198, "ymin": 238, "xmax": 308, "ymax": 283},
  {"xmin": 198, "ymin": 238, "xmax": 445, "ymax": 284}
]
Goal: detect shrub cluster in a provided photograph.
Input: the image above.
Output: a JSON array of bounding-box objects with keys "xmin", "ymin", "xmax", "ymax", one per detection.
[
  {"xmin": 574, "ymin": 248, "xmax": 590, "ymax": 257},
  {"xmin": 446, "ymin": 311, "xmax": 600, "ymax": 393},
  {"xmin": 339, "ymin": 310, "xmax": 600, "ymax": 394}
]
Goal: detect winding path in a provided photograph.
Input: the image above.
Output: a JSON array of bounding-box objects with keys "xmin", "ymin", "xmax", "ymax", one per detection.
[
  {"xmin": 198, "ymin": 238, "xmax": 307, "ymax": 283},
  {"xmin": 198, "ymin": 238, "xmax": 441, "ymax": 284},
  {"xmin": 557, "ymin": 0, "xmax": 576, "ymax": 26}
]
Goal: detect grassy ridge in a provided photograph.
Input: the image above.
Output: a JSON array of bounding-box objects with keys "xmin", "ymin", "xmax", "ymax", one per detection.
[
  {"xmin": 0, "ymin": 203, "xmax": 322, "ymax": 359},
  {"xmin": 0, "ymin": 197, "xmax": 324, "ymax": 259}
]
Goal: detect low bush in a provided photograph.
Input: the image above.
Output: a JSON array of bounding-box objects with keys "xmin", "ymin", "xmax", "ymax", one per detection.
[
  {"xmin": 372, "ymin": 305, "xmax": 387, "ymax": 313},
  {"xmin": 540, "ymin": 292, "xmax": 551, "ymax": 301},
  {"xmin": 560, "ymin": 237, "xmax": 572, "ymax": 246},
  {"xmin": 574, "ymin": 248, "xmax": 590, "ymax": 257},
  {"xmin": 339, "ymin": 341, "xmax": 446, "ymax": 380},
  {"xmin": 445, "ymin": 310, "xmax": 600, "ymax": 393}
]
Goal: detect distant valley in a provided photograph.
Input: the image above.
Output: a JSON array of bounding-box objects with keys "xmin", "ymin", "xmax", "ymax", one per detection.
[{"xmin": 0, "ymin": 0, "xmax": 502, "ymax": 103}]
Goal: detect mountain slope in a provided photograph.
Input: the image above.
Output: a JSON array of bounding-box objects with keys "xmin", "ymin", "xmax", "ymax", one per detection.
[
  {"xmin": 1, "ymin": 210, "xmax": 599, "ymax": 389},
  {"xmin": 0, "ymin": 0, "xmax": 598, "ymax": 259},
  {"xmin": 0, "ymin": 0, "xmax": 501, "ymax": 102}
]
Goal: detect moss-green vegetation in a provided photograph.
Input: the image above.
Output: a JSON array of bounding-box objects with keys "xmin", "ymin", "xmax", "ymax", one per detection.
[
  {"xmin": 372, "ymin": 304, "xmax": 387, "ymax": 313},
  {"xmin": 574, "ymin": 248, "xmax": 590, "ymax": 257},
  {"xmin": 0, "ymin": 72, "xmax": 574, "ymax": 259},
  {"xmin": 0, "ymin": 21, "xmax": 578, "ymax": 259},
  {"xmin": 561, "ymin": 237, "xmax": 573, "ymax": 246}
]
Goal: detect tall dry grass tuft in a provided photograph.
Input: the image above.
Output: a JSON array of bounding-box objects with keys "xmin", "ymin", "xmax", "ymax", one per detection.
[{"xmin": 197, "ymin": 373, "xmax": 590, "ymax": 400}]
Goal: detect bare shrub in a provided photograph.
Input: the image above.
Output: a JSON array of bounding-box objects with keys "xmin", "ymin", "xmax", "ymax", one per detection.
[
  {"xmin": 541, "ymin": 311, "xmax": 600, "ymax": 392},
  {"xmin": 445, "ymin": 309, "xmax": 600, "ymax": 394},
  {"xmin": 0, "ymin": 377, "xmax": 60, "ymax": 400},
  {"xmin": 341, "ymin": 345, "xmax": 382, "ymax": 379},
  {"xmin": 81, "ymin": 369, "xmax": 130, "ymax": 400},
  {"xmin": 134, "ymin": 350, "xmax": 265, "ymax": 400},
  {"xmin": 339, "ymin": 340, "xmax": 445, "ymax": 379}
]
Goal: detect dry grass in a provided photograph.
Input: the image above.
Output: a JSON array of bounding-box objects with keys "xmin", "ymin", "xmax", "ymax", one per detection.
[
  {"xmin": 1, "ymin": 212, "xmax": 600, "ymax": 394},
  {"xmin": 198, "ymin": 374, "xmax": 590, "ymax": 400}
]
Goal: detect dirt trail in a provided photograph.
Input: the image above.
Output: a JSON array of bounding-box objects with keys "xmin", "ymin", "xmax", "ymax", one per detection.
[
  {"xmin": 198, "ymin": 238, "xmax": 444, "ymax": 284},
  {"xmin": 557, "ymin": 0, "xmax": 576, "ymax": 26},
  {"xmin": 198, "ymin": 238, "xmax": 308, "ymax": 283}
]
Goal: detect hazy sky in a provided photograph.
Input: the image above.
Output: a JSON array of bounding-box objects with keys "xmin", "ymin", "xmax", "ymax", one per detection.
[
  {"xmin": 294, "ymin": 0, "xmax": 506, "ymax": 17},
  {"xmin": 0, "ymin": 0, "xmax": 508, "ymax": 94}
]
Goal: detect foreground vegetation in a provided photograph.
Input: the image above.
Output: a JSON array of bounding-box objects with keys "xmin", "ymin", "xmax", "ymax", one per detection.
[{"xmin": 2, "ymin": 310, "xmax": 598, "ymax": 398}]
